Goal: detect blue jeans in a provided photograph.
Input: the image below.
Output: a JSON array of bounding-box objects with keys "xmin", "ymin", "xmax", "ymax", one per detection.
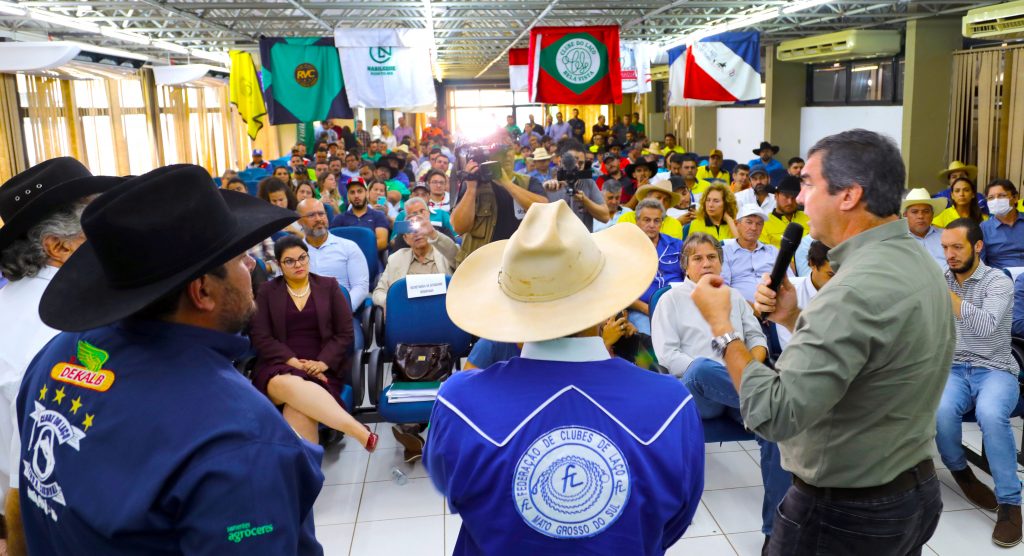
[
  {"xmin": 769, "ymin": 472, "xmax": 942, "ymax": 555},
  {"xmin": 935, "ymin": 362, "xmax": 1022, "ymax": 505},
  {"xmin": 683, "ymin": 357, "xmax": 792, "ymax": 535}
]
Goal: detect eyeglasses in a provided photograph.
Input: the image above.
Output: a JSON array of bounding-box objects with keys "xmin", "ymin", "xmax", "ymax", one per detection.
[
  {"xmin": 281, "ymin": 253, "xmax": 309, "ymax": 267},
  {"xmin": 301, "ymin": 211, "xmax": 327, "ymax": 218}
]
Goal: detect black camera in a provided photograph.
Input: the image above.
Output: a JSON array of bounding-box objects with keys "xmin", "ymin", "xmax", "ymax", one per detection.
[
  {"xmin": 455, "ymin": 144, "xmax": 507, "ymax": 182},
  {"xmin": 557, "ymin": 153, "xmax": 592, "ymax": 196}
]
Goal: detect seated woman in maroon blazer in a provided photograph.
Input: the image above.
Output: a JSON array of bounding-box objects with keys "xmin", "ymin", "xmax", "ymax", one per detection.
[{"xmin": 250, "ymin": 235, "xmax": 378, "ymax": 451}]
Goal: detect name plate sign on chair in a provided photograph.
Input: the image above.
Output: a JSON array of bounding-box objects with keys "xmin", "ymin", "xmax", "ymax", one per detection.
[{"xmin": 406, "ymin": 273, "xmax": 447, "ymax": 299}]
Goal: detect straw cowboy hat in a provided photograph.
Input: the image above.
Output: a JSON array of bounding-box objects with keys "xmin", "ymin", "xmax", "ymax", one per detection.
[
  {"xmin": 446, "ymin": 200, "xmax": 656, "ymax": 343},
  {"xmin": 937, "ymin": 161, "xmax": 977, "ymax": 183},
  {"xmin": 633, "ymin": 180, "xmax": 682, "ymax": 208},
  {"xmin": 900, "ymin": 188, "xmax": 947, "ymax": 214},
  {"xmin": 528, "ymin": 147, "xmax": 553, "ymax": 161}
]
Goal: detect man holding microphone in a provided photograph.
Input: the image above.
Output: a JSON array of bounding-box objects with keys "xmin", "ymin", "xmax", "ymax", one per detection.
[{"xmin": 690, "ymin": 129, "xmax": 955, "ymax": 555}]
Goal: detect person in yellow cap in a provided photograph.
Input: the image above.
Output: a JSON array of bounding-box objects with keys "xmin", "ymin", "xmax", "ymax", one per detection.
[
  {"xmin": 696, "ymin": 149, "xmax": 730, "ymax": 188},
  {"xmin": 934, "ymin": 161, "xmax": 987, "ymax": 214}
]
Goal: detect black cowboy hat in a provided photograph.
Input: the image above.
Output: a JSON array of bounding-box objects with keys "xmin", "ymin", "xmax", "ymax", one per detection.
[
  {"xmin": 752, "ymin": 141, "xmax": 780, "ymax": 156},
  {"xmin": 771, "ymin": 174, "xmax": 802, "ymax": 196},
  {"xmin": 377, "ymin": 154, "xmax": 404, "ymax": 179},
  {"xmin": 0, "ymin": 157, "xmax": 123, "ymax": 253},
  {"xmin": 624, "ymin": 159, "xmax": 659, "ymax": 180},
  {"xmin": 39, "ymin": 164, "xmax": 298, "ymax": 332}
]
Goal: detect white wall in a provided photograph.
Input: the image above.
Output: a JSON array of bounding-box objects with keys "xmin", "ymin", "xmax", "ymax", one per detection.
[
  {"xmin": 716, "ymin": 107, "xmax": 764, "ymax": 163},
  {"xmin": 799, "ymin": 106, "xmax": 903, "ymax": 157}
]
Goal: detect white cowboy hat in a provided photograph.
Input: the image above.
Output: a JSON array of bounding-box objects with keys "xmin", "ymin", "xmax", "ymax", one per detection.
[
  {"xmin": 736, "ymin": 203, "xmax": 767, "ymax": 222},
  {"xmin": 447, "ymin": 200, "xmax": 657, "ymax": 343},
  {"xmin": 529, "ymin": 147, "xmax": 553, "ymax": 161},
  {"xmin": 900, "ymin": 188, "xmax": 947, "ymax": 215}
]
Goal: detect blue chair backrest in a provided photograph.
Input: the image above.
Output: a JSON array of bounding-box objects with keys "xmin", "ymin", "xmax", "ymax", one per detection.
[
  {"xmin": 243, "ymin": 179, "xmax": 260, "ymax": 196},
  {"xmin": 272, "ymin": 156, "xmax": 291, "ymax": 168},
  {"xmin": 384, "ymin": 276, "xmax": 472, "ymax": 356},
  {"xmin": 213, "ymin": 177, "xmax": 223, "ymax": 188},
  {"xmin": 324, "ymin": 203, "xmax": 335, "ymax": 222},
  {"xmin": 329, "ymin": 226, "xmax": 379, "ymax": 281},
  {"xmin": 649, "ymin": 285, "xmax": 673, "ymax": 318},
  {"xmin": 721, "ymin": 159, "xmax": 737, "ymax": 175},
  {"xmin": 239, "ymin": 167, "xmax": 270, "ymax": 183},
  {"xmin": 768, "ymin": 168, "xmax": 788, "ymax": 189},
  {"xmin": 270, "ymin": 231, "xmax": 289, "ymax": 242}
]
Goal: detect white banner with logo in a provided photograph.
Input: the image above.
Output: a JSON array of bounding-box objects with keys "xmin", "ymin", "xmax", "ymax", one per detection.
[
  {"xmin": 620, "ymin": 42, "xmax": 651, "ymax": 94},
  {"xmin": 334, "ymin": 29, "xmax": 437, "ymax": 110}
]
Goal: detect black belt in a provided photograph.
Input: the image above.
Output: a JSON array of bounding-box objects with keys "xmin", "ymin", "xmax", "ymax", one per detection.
[{"xmin": 792, "ymin": 460, "xmax": 935, "ymax": 502}]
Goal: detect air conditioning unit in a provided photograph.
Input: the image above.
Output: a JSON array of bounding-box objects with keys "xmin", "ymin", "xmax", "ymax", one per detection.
[
  {"xmin": 963, "ymin": 0, "xmax": 1024, "ymax": 39},
  {"xmin": 776, "ymin": 30, "xmax": 901, "ymax": 63}
]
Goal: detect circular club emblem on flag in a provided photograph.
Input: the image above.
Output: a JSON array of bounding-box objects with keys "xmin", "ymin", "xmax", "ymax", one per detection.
[
  {"xmin": 294, "ymin": 63, "xmax": 319, "ymax": 87},
  {"xmin": 369, "ymin": 47, "xmax": 392, "ymax": 64},
  {"xmin": 540, "ymin": 33, "xmax": 609, "ymax": 95},
  {"xmin": 512, "ymin": 426, "xmax": 630, "ymax": 539}
]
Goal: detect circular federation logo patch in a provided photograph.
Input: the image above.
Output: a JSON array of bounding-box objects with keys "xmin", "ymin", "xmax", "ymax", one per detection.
[
  {"xmin": 555, "ymin": 37, "xmax": 601, "ymax": 85},
  {"xmin": 513, "ymin": 426, "xmax": 630, "ymax": 539},
  {"xmin": 294, "ymin": 63, "xmax": 319, "ymax": 87}
]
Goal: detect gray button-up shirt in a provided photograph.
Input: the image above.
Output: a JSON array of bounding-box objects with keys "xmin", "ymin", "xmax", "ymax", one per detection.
[{"xmin": 739, "ymin": 219, "xmax": 955, "ymax": 488}]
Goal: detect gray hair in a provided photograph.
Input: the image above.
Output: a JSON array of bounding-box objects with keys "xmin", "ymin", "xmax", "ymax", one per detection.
[
  {"xmin": 635, "ymin": 198, "xmax": 665, "ymax": 217},
  {"xmin": 403, "ymin": 197, "xmax": 428, "ymax": 212},
  {"xmin": 603, "ymin": 180, "xmax": 623, "ymax": 195},
  {"xmin": 807, "ymin": 129, "xmax": 905, "ymax": 218},
  {"xmin": 0, "ymin": 198, "xmax": 90, "ymax": 281},
  {"xmin": 681, "ymin": 232, "xmax": 723, "ymax": 270}
]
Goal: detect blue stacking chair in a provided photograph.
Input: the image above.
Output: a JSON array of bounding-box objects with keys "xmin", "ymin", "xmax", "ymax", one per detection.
[
  {"xmin": 768, "ymin": 168, "xmax": 788, "ymax": 190},
  {"xmin": 270, "ymin": 231, "xmax": 290, "ymax": 242},
  {"xmin": 721, "ymin": 159, "xmax": 738, "ymax": 175},
  {"xmin": 328, "ymin": 226, "xmax": 379, "ymax": 344},
  {"xmin": 649, "ymin": 283, "xmax": 755, "ymax": 445},
  {"xmin": 369, "ymin": 276, "xmax": 473, "ymax": 425},
  {"xmin": 963, "ymin": 339, "xmax": 1024, "ymax": 470}
]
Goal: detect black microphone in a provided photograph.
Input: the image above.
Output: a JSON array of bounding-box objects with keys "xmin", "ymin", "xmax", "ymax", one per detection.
[{"xmin": 767, "ymin": 222, "xmax": 805, "ymax": 294}]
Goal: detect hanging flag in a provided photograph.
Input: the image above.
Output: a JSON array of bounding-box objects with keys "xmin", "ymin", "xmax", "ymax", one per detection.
[
  {"xmin": 668, "ymin": 31, "xmax": 761, "ymax": 106},
  {"xmin": 228, "ymin": 50, "xmax": 265, "ymax": 140},
  {"xmin": 258, "ymin": 37, "xmax": 353, "ymax": 125},
  {"xmin": 620, "ymin": 42, "xmax": 652, "ymax": 95},
  {"xmin": 508, "ymin": 48, "xmax": 529, "ymax": 92},
  {"xmin": 528, "ymin": 25, "xmax": 622, "ymax": 105},
  {"xmin": 334, "ymin": 28, "xmax": 437, "ymax": 110}
]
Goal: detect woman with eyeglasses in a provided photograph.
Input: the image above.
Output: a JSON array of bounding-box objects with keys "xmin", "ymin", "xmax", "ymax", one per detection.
[{"xmin": 250, "ymin": 235, "xmax": 378, "ymax": 451}]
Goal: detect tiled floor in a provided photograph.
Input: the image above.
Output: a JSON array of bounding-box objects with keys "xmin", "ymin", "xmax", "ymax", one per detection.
[{"xmin": 312, "ymin": 418, "xmax": 1024, "ymax": 555}]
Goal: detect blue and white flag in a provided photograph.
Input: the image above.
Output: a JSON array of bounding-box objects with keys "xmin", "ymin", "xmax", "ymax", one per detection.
[{"xmin": 668, "ymin": 31, "xmax": 761, "ymax": 106}]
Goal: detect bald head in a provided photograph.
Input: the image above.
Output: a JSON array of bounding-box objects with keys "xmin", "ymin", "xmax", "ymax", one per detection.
[{"xmin": 296, "ymin": 198, "xmax": 328, "ymax": 238}]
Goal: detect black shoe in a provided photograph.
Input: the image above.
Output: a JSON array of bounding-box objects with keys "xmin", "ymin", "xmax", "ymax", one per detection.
[{"xmin": 761, "ymin": 535, "xmax": 770, "ymax": 556}]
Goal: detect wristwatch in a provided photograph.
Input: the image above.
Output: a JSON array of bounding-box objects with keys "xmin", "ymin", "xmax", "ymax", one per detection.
[{"xmin": 710, "ymin": 331, "xmax": 741, "ymax": 357}]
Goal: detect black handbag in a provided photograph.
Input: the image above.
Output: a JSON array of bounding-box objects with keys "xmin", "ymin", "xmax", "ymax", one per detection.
[{"xmin": 393, "ymin": 343, "xmax": 454, "ymax": 383}]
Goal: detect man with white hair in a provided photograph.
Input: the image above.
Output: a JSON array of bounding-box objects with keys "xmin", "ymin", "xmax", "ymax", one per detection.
[{"xmin": 0, "ymin": 158, "xmax": 120, "ymax": 553}]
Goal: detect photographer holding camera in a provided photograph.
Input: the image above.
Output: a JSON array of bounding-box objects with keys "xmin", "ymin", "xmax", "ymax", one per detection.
[
  {"xmin": 541, "ymin": 140, "xmax": 609, "ymax": 232},
  {"xmin": 450, "ymin": 140, "xmax": 548, "ymax": 266}
]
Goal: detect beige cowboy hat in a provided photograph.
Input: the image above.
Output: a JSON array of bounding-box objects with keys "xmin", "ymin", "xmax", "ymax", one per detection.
[
  {"xmin": 447, "ymin": 200, "xmax": 657, "ymax": 343},
  {"xmin": 529, "ymin": 147, "xmax": 553, "ymax": 161},
  {"xmin": 633, "ymin": 180, "xmax": 682, "ymax": 209},
  {"xmin": 900, "ymin": 188, "xmax": 947, "ymax": 214},
  {"xmin": 937, "ymin": 161, "xmax": 977, "ymax": 182}
]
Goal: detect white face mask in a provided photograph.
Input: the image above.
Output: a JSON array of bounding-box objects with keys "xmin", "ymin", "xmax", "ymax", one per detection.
[{"xmin": 989, "ymin": 197, "xmax": 1013, "ymax": 217}]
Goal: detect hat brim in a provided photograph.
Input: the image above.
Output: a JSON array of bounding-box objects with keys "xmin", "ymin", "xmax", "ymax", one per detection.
[
  {"xmin": 634, "ymin": 183, "xmax": 683, "ymax": 208},
  {"xmin": 900, "ymin": 198, "xmax": 948, "ymax": 215},
  {"xmin": 0, "ymin": 176, "xmax": 125, "ymax": 253},
  {"xmin": 39, "ymin": 191, "xmax": 298, "ymax": 332},
  {"xmin": 446, "ymin": 223, "xmax": 658, "ymax": 343},
  {"xmin": 937, "ymin": 165, "xmax": 978, "ymax": 182},
  {"xmin": 624, "ymin": 161, "xmax": 659, "ymax": 179},
  {"xmin": 752, "ymin": 146, "xmax": 780, "ymax": 155}
]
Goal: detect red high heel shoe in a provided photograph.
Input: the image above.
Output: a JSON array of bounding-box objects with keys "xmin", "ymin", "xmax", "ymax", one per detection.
[{"xmin": 364, "ymin": 425, "xmax": 378, "ymax": 453}]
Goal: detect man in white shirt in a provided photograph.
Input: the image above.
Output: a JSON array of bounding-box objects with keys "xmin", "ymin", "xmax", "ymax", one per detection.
[
  {"xmin": 0, "ymin": 157, "xmax": 119, "ymax": 552},
  {"xmin": 721, "ymin": 204, "xmax": 779, "ymax": 303},
  {"xmin": 651, "ymin": 231, "xmax": 789, "ymax": 548},
  {"xmin": 902, "ymin": 188, "xmax": 948, "ymax": 272},
  {"xmin": 299, "ymin": 199, "xmax": 370, "ymax": 311},
  {"xmin": 734, "ymin": 166, "xmax": 776, "ymax": 215}
]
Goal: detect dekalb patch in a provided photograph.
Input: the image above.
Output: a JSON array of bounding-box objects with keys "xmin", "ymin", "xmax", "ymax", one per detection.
[{"xmin": 50, "ymin": 340, "xmax": 115, "ymax": 392}]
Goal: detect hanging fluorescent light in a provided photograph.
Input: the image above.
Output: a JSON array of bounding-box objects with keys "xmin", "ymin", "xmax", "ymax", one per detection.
[
  {"xmin": 781, "ymin": 0, "xmax": 833, "ymax": 15},
  {"xmin": 0, "ymin": 1, "xmax": 27, "ymax": 16},
  {"xmin": 100, "ymin": 26, "xmax": 151, "ymax": 46},
  {"xmin": 152, "ymin": 40, "xmax": 189, "ymax": 55},
  {"xmin": 28, "ymin": 9, "xmax": 99, "ymax": 33},
  {"xmin": 189, "ymin": 48, "xmax": 230, "ymax": 64}
]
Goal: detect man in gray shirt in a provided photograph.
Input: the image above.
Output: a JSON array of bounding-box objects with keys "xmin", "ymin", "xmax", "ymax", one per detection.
[
  {"xmin": 690, "ymin": 129, "xmax": 954, "ymax": 555},
  {"xmin": 936, "ymin": 218, "xmax": 1021, "ymax": 547},
  {"xmin": 541, "ymin": 141, "xmax": 609, "ymax": 232}
]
